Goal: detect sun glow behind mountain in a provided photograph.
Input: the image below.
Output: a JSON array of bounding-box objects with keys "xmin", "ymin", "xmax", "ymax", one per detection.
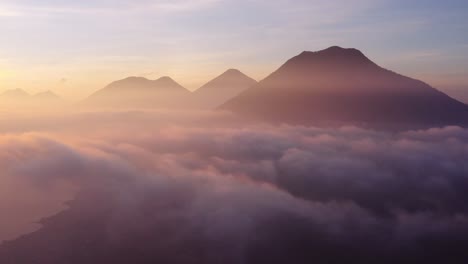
[{"xmin": 1, "ymin": 1, "xmax": 468, "ymax": 264}]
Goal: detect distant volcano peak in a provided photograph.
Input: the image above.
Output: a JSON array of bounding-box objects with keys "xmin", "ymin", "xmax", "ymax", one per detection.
[
  {"xmin": 156, "ymin": 76, "xmax": 174, "ymax": 82},
  {"xmin": 155, "ymin": 76, "xmax": 181, "ymax": 85},
  {"xmin": 190, "ymin": 69, "xmax": 257, "ymax": 109},
  {"xmin": 34, "ymin": 90, "xmax": 60, "ymax": 98},
  {"xmin": 154, "ymin": 76, "xmax": 186, "ymax": 91},
  {"xmin": 223, "ymin": 69, "xmax": 243, "ymax": 75},
  {"xmin": 83, "ymin": 75, "xmax": 189, "ymax": 108},
  {"xmin": 1, "ymin": 88, "xmax": 30, "ymax": 97},
  {"xmin": 215, "ymin": 69, "xmax": 252, "ymax": 80}
]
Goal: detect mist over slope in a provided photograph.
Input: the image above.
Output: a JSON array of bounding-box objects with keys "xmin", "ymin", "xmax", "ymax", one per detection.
[{"xmin": 0, "ymin": 110, "xmax": 467, "ymax": 263}]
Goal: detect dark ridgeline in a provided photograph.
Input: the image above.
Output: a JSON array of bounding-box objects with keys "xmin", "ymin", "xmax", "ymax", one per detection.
[
  {"xmin": 83, "ymin": 76, "xmax": 191, "ymax": 109},
  {"xmin": 220, "ymin": 46, "xmax": 468, "ymax": 129},
  {"xmin": 190, "ymin": 69, "xmax": 257, "ymax": 109}
]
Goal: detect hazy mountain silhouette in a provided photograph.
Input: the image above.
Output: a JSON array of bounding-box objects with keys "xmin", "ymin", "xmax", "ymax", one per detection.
[
  {"xmin": 191, "ymin": 69, "xmax": 257, "ymax": 109},
  {"xmin": 33, "ymin": 90, "xmax": 61, "ymax": 100},
  {"xmin": 220, "ymin": 46, "xmax": 468, "ymax": 129},
  {"xmin": 83, "ymin": 76, "xmax": 190, "ymax": 109},
  {"xmin": 1, "ymin": 89, "xmax": 30, "ymax": 98},
  {"xmin": 0, "ymin": 89, "xmax": 63, "ymax": 109},
  {"xmin": 1, "ymin": 89, "xmax": 61, "ymax": 100}
]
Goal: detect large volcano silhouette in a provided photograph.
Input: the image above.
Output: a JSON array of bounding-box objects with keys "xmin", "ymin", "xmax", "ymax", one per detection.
[
  {"xmin": 83, "ymin": 76, "xmax": 190, "ymax": 108},
  {"xmin": 220, "ymin": 46, "xmax": 468, "ymax": 128}
]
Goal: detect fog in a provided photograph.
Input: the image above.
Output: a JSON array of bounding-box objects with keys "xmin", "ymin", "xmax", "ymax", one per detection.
[{"xmin": 0, "ymin": 109, "xmax": 467, "ymax": 263}]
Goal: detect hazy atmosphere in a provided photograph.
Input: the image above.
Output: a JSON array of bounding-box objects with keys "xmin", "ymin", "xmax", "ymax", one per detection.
[
  {"xmin": 1, "ymin": 1, "xmax": 468, "ymax": 264},
  {"xmin": 1, "ymin": 0, "xmax": 468, "ymax": 99}
]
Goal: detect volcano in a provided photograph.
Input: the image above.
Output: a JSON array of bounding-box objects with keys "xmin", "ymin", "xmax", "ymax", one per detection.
[
  {"xmin": 220, "ymin": 46, "xmax": 468, "ymax": 129},
  {"xmin": 191, "ymin": 69, "xmax": 257, "ymax": 109},
  {"xmin": 84, "ymin": 76, "xmax": 190, "ymax": 109}
]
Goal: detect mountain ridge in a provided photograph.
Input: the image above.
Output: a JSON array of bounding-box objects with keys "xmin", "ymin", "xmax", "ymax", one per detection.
[
  {"xmin": 1, "ymin": 88, "xmax": 30, "ymax": 98},
  {"xmin": 83, "ymin": 76, "xmax": 190, "ymax": 108},
  {"xmin": 220, "ymin": 46, "xmax": 468, "ymax": 129},
  {"xmin": 190, "ymin": 69, "xmax": 257, "ymax": 109}
]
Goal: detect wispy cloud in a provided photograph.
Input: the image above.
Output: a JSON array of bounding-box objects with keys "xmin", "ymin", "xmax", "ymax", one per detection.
[{"xmin": 0, "ymin": 0, "xmax": 222, "ymax": 17}]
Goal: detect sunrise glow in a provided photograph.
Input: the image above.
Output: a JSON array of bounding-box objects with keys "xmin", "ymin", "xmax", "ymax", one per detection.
[{"xmin": 0, "ymin": 1, "xmax": 468, "ymax": 264}]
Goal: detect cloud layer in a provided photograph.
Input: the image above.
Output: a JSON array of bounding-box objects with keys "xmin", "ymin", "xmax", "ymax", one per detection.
[{"xmin": 0, "ymin": 110, "xmax": 467, "ymax": 263}]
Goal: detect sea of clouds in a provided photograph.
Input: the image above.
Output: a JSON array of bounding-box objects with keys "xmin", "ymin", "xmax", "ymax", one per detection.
[{"xmin": 0, "ymin": 109, "xmax": 467, "ymax": 263}]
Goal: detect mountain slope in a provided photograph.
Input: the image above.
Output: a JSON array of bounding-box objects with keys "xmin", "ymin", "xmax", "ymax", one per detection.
[
  {"xmin": 83, "ymin": 76, "xmax": 190, "ymax": 109},
  {"xmin": 220, "ymin": 46, "xmax": 468, "ymax": 128},
  {"xmin": 0, "ymin": 89, "xmax": 63, "ymax": 109},
  {"xmin": 441, "ymin": 86, "xmax": 468, "ymax": 104},
  {"xmin": 191, "ymin": 69, "xmax": 257, "ymax": 109},
  {"xmin": 33, "ymin": 91, "xmax": 61, "ymax": 100},
  {"xmin": 1, "ymin": 89, "xmax": 30, "ymax": 99}
]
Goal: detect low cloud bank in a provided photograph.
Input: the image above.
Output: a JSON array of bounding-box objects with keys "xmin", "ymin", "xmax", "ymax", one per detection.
[{"xmin": 0, "ymin": 111, "xmax": 467, "ymax": 263}]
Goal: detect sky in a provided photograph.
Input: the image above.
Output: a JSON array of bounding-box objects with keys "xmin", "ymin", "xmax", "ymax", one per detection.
[{"xmin": 0, "ymin": 0, "xmax": 467, "ymax": 99}]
